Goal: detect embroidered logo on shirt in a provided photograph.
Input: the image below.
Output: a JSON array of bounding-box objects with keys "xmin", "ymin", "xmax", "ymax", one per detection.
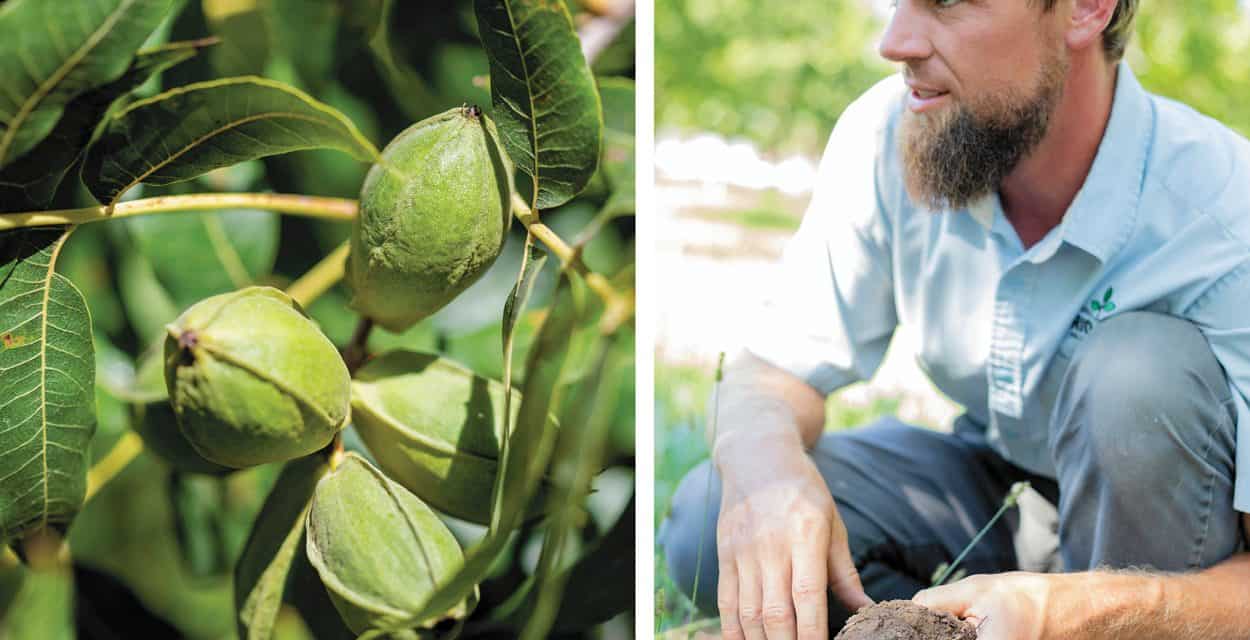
[
  {"xmin": 1088, "ymin": 287, "xmax": 1116, "ymax": 319},
  {"xmin": 1068, "ymin": 287, "xmax": 1116, "ymax": 341}
]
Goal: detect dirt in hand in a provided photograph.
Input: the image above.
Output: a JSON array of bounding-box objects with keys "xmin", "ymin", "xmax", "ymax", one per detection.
[{"xmin": 835, "ymin": 600, "xmax": 977, "ymax": 640}]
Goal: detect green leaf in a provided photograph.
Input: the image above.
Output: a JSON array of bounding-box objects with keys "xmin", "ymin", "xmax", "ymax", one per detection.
[
  {"xmin": 82, "ymin": 76, "xmax": 380, "ymax": 205},
  {"xmin": 380, "ymin": 269, "xmax": 583, "ymax": 632},
  {"xmin": 0, "ymin": 0, "xmax": 176, "ymax": 168},
  {"xmin": 286, "ymin": 532, "xmax": 356, "ymax": 640},
  {"xmin": 269, "ymin": 0, "xmax": 339, "ymax": 91},
  {"xmin": 598, "ymin": 77, "xmax": 635, "ymax": 217},
  {"xmin": 115, "ymin": 246, "xmax": 180, "ymax": 343},
  {"xmin": 549, "ymin": 496, "xmax": 635, "ymax": 631},
  {"xmin": 498, "ymin": 235, "xmax": 548, "ymax": 517},
  {"xmin": 203, "ymin": 0, "xmax": 270, "ymax": 77},
  {"xmin": 1103, "ymin": 287, "xmax": 1114, "ymax": 304},
  {"xmin": 475, "ymin": 0, "xmax": 603, "ymax": 209},
  {"xmin": 1090, "ymin": 301, "xmax": 1101, "ymax": 313},
  {"xmin": 132, "ymin": 400, "xmax": 234, "ymax": 475},
  {"xmin": 235, "ymin": 455, "xmax": 329, "ymax": 640},
  {"xmin": 0, "ymin": 39, "xmax": 209, "ymax": 212},
  {"xmin": 489, "ymin": 269, "xmax": 581, "ymax": 532},
  {"xmin": 0, "ymin": 227, "xmax": 95, "ymax": 545},
  {"xmin": 1104, "ymin": 302, "xmax": 1116, "ymax": 312},
  {"xmin": 0, "ymin": 563, "xmax": 74, "ymax": 639},
  {"xmin": 492, "ymin": 494, "xmax": 635, "ymax": 633},
  {"xmin": 599, "ymin": 77, "xmax": 635, "ymax": 138},
  {"xmin": 168, "ymin": 473, "xmax": 232, "ymax": 577},
  {"xmin": 125, "ymin": 208, "xmax": 279, "ymax": 310},
  {"xmin": 64, "ymin": 453, "xmax": 248, "ymax": 638},
  {"xmin": 503, "ymin": 238, "xmax": 549, "ymax": 365},
  {"xmin": 590, "ymin": 16, "xmax": 635, "ymax": 77},
  {"xmin": 521, "ymin": 331, "xmax": 623, "ymax": 640},
  {"xmin": 350, "ymin": 350, "xmax": 557, "ymax": 525},
  {"xmin": 357, "ymin": 0, "xmax": 441, "ymax": 119}
]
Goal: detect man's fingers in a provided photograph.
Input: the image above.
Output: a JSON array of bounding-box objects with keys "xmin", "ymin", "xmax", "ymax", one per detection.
[
  {"xmin": 761, "ymin": 555, "xmax": 797, "ymax": 640},
  {"xmin": 717, "ymin": 544, "xmax": 744, "ymax": 640},
  {"xmin": 735, "ymin": 555, "xmax": 768, "ymax": 640},
  {"xmin": 912, "ymin": 579, "xmax": 977, "ymax": 617},
  {"xmin": 826, "ymin": 526, "xmax": 872, "ymax": 612},
  {"xmin": 790, "ymin": 541, "xmax": 828, "ymax": 640}
]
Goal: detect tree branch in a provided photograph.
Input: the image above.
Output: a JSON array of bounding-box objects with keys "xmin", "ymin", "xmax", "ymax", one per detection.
[
  {"xmin": 509, "ymin": 193, "xmax": 631, "ymax": 323},
  {"xmin": 0, "ymin": 193, "xmax": 356, "ymax": 230},
  {"xmin": 287, "ymin": 240, "xmax": 350, "ymax": 308},
  {"xmin": 85, "ymin": 431, "xmax": 145, "ymax": 503},
  {"xmin": 2, "ymin": 192, "xmax": 633, "ymax": 321}
]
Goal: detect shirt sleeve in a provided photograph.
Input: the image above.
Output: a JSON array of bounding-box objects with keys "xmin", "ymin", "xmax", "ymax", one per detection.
[
  {"xmin": 744, "ymin": 76, "xmax": 903, "ymax": 396},
  {"xmin": 1185, "ymin": 260, "xmax": 1250, "ymax": 514}
]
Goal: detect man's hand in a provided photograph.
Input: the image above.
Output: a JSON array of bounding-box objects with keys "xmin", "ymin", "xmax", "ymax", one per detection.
[
  {"xmin": 914, "ymin": 572, "xmax": 1061, "ymax": 640},
  {"xmin": 714, "ymin": 434, "xmax": 872, "ymax": 640}
]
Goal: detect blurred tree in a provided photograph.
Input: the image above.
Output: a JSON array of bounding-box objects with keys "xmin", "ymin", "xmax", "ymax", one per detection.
[
  {"xmin": 1131, "ymin": 0, "xmax": 1250, "ymax": 138},
  {"xmin": 657, "ymin": 0, "xmax": 890, "ymax": 154},
  {"xmin": 657, "ymin": 0, "xmax": 1250, "ymax": 154}
]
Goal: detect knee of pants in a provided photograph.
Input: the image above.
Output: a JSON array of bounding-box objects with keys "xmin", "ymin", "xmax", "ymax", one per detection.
[
  {"xmin": 658, "ymin": 460, "xmax": 722, "ymax": 614},
  {"xmin": 1050, "ymin": 311, "xmax": 1237, "ymax": 488}
]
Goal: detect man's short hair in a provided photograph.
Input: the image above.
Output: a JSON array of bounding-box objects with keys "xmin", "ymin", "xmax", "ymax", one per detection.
[{"xmin": 1036, "ymin": 0, "xmax": 1140, "ymax": 61}]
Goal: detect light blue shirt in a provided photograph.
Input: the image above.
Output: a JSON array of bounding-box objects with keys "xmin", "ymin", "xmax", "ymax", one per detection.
[{"xmin": 747, "ymin": 63, "xmax": 1250, "ymax": 512}]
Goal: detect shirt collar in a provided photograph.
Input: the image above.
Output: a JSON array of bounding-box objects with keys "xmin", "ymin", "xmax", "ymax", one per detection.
[
  {"xmin": 964, "ymin": 63, "xmax": 1154, "ymax": 264},
  {"xmin": 1050, "ymin": 62, "xmax": 1153, "ymax": 264}
]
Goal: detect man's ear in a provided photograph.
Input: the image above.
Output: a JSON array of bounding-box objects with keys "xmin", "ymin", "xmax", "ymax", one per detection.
[{"xmin": 1065, "ymin": 0, "xmax": 1117, "ymax": 53}]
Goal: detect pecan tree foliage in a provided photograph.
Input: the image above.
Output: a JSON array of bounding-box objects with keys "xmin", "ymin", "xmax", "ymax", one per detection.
[{"xmin": 0, "ymin": 0, "xmax": 635, "ymax": 637}]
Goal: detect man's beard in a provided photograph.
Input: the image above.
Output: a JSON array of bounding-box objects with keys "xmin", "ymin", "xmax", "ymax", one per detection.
[{"xmin": 899, "ymin": 55, "xmax": 1067, "ymax": 211}]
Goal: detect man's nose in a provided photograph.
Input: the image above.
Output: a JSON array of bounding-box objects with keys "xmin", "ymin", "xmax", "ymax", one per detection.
[{"xmin": 878, "ymin": 2, "xmax": 933, "ymax": 63}]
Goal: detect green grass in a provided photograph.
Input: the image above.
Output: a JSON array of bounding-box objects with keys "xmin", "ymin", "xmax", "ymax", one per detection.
[
  {"xmin": 687, "ymin": 206, "xmax": 801, "ymax": 232},
  {"xmin": 652, "ymin": 359, "xmax": 901, "ymax": 635}
]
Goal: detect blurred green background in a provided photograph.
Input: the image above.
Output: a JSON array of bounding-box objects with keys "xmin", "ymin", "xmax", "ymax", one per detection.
[
  {"xmin": 658, "ymin": 0, "xmax": 1250, "ymax": 155},
  {"xmin": 0, "ymin": 0, "xmax": 635, "ymax": 638},
  {"xmin": 653, "ymin": 0, "xmax": 1250, "ymax": 634}
]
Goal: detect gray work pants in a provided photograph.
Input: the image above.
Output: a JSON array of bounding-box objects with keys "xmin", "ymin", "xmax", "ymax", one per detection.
[{"xmin": 658, "ymin": 312, "xmax": 1242, "ymax": 628}]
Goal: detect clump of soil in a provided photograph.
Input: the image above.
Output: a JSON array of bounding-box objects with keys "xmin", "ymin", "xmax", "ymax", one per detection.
[{"xmin": 835, "ymin": 600, "xmax": 976, "ymax": 640}]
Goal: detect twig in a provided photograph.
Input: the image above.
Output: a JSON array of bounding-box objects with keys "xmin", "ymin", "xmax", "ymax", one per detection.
[
  {"xmin": 2, "ymin": 193, "xmax": 630, "ymax": 317},
  {"xmin": 0, "ymin": 193, "xmax": 356, "ymax": 230},
  {"xmin": 85, "ymin": 432, "xmax": 145, "ymax": 503},
  {"xmin": 287, "ymin": 240, "xmax": 350, "ymax": 307},
  {"xmin": 324, "ymin": 315, "xmax": 372, "ymax": 471},
  {"xmin": 20, "ymin": 528, "xmax": 68, "ymax": 573},
  {"xmin": 510, "ymin": 193, "xmax": 630, "ymax": 322},
  {"xmin": 342, "ymin": 317, "xmax": 375, "ymax": 376}
]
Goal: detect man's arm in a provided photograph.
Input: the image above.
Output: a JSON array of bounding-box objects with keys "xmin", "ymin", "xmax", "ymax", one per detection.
[
  {"xmin": 915, "ymin": 514, "xmax": 1250, "ymax": 639},
  {"xmin": 711, "ymin": 351, "xmax": 872, "ymax": 640},
  {"xmin": 708, "ymin": 75, "xmax": 902, "ymax": 640},
  {"xmin": 711, "ymin": 351, "xmax": 826, "ymax": 452}
]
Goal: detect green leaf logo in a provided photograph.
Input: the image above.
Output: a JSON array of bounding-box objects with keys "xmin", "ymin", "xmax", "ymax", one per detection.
[{"xmin": 1090, "ymin": 287, "xmax": 1116, "ymax": 319}]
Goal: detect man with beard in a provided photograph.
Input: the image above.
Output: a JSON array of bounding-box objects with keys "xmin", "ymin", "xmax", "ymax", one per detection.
[{"xmin": 659, "ymin": 0, "xmax": 1250, "ymax": 638}]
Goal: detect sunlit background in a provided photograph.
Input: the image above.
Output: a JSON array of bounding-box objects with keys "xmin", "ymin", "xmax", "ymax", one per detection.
[{"xmin": 653, "ymin": 1, "xmax": 1250, "ymax": 634}]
